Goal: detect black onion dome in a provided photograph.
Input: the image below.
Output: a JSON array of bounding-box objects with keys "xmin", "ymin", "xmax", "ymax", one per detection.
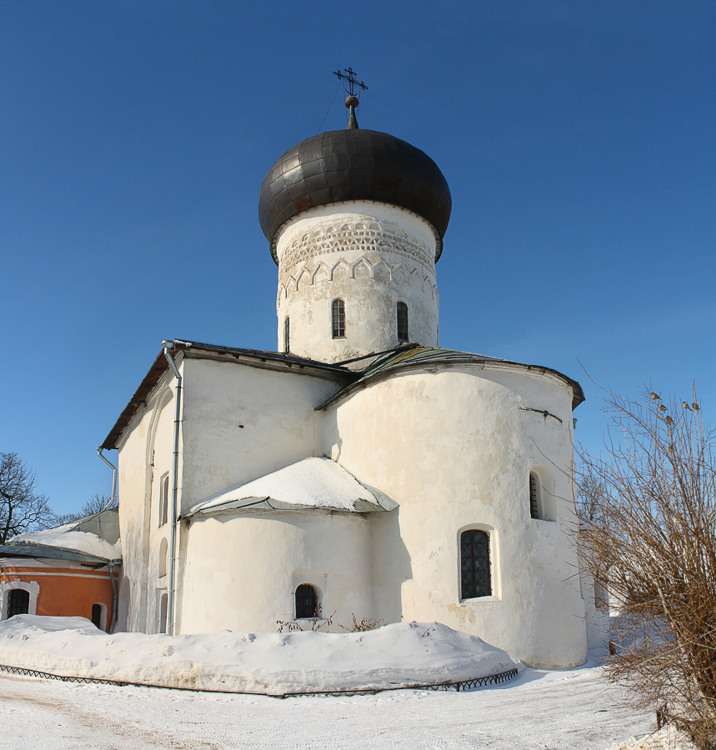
[{"xmin": 259, "ymin": 129, "xmax": 452, "ymax": 263}]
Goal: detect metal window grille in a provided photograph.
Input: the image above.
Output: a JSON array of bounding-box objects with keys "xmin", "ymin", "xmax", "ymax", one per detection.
[
  {"xmin": 332, "ymin": 299, "xmax": 346, "ymax": 338},
  {"xmin": 460, "ymin": 530, "xmax": 491, "ymax": 599},
  {"xmin": 295, "ymin": 584, "xmax": 318, "ymax": 619},
  {"xmin": 284, "ymin": 316, "xmax": 290, "ymax": 353},
  {"xmin": 8, "ymin": 589, "xmax": 29, "ymax": 618},
  {"xmin": 529, "ymin": 472, "xmax": 540, "ymax": 519},
  {"xmin": 397, "ymin": 302, "xmax": 409, "ymax": 342}
]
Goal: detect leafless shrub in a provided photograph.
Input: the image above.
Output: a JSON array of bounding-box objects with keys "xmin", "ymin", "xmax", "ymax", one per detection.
[
  {"xmin": 578, "ymin": 388, "xmax": 716, "ymax": 748},
  {"xmin": 337, "ymin": 614, "xmax": 384, "ymax": 632},
  {"xmin": 276, "ymin": 605, "xmax": 335, "ymax": 633}
]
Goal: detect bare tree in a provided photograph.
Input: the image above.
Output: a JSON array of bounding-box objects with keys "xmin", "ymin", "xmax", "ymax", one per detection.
[
  {"xmin": 54, "ymin": 493, "xmax": 113, "ymax": 525},
  {"xmin": 80, "ymin": 493, "xmax": 112, "ymax": 515},
  {"xmin": 578, "ymin": 389, "xmax": 716, "ymax": 748},
  {"xmin": 0, "ymin": 452, "xmax": 54, "ymax": 543}
]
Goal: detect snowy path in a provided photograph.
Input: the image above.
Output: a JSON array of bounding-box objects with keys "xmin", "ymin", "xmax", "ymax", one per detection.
[{"xmin": 0, "ymin": 662, "xmax": 655, "ymax": 750}]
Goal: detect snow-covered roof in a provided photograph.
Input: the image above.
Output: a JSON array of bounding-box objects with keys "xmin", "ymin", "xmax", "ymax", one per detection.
[
  {"xmin": 0, "ymin": 508, "xmax": 122, "ymax": 564},
  {"xmin": 187, "ymin": 457, "xmax": 397, "ymax": 517}
]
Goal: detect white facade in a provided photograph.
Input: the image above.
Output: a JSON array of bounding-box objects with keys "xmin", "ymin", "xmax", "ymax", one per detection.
[
  {"xmin": 105, "ymin": 121, "xmax": 592, "ymax": 669},
  {"xmin": 108, "ymin": 341, "xmax": 589, "ymax": 668}
]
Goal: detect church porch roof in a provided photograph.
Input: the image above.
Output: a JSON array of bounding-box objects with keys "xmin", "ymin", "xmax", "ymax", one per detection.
[{"xmin": 183, "ymin": 457, "xmax": 397, "ymax": 519}]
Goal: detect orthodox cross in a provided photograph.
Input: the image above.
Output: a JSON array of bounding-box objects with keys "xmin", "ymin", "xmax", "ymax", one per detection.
[{"xmin": 333, "ymin": 67, "xmax": 368, "ymax": 100}]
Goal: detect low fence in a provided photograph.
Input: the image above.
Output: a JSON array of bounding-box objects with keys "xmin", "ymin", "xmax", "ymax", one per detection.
[{"xmin": 0, "ymin": 662, "xmax": 519, "ymax": 697}]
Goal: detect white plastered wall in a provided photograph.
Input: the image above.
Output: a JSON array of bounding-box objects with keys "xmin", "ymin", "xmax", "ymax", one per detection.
[
  {"xmin": 275, "ymin": 202, "xmax": 440, "ymax": 363},
  {"xmin": 117, "ymin": 354, "xmax": 343, "ymax": 634},
  {"xmin": 179, "ymin": 510, "xmax": 373, "ymax": 633},
  {"xmin": 177, "ymin": 357, "xmax": 341, "ymax": 513},
  {"xmin": 323, "ymin": 363, "xmax": 587, "ymax": 668},
  {"xmin": 116, "ymin": 377, "xmax": 176, "ymax": 633}
]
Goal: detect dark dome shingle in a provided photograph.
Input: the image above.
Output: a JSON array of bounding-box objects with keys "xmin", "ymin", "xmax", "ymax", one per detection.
[{"xmin": 259, "ymin": 129, "xmax": 452, "ymax": 263}]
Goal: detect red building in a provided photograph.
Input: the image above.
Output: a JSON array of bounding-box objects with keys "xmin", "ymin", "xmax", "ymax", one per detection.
[{"xmin": 0, "ymin": 508, "xmax": 121, "ymax": 632}]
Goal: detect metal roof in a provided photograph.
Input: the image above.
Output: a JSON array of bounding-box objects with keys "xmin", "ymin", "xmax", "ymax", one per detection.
[
  {"xmin": 258, "ymin": 128, "xmax": 452, "ymax": 262},
  {"xmin": 319, "ymin": 345, "xmax": 585, "ymax": 411},
  {"xmin": 0, "ymin": 542, "xmax": 120, "ymax": 566}
]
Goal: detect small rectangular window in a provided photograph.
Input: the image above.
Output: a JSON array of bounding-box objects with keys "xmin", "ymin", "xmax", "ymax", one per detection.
[
  {"xmin": 332, "ymin": 299, "xmax": 346, "ymax": 339},
  {"xmin": 529, "ymin": 472, "xmax": 540, "ymax": 519},
  {"xmin": 284, "ymin": 316, "xmax": 290, "ymax": 353},
  {"xmin": 397, "ymin": 302, "xmax": 409, "ymax": 342},
  {"xmin": 460, "ymin": 529, "xmax": 492, "ymax": 599},
  {"xmin": 159, "ymin": 473, "xmax": 169, "ymax": 527}
]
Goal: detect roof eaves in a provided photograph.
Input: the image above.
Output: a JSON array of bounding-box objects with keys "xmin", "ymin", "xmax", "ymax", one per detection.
[
  {"xmin": 317, "ymin": 346, "xmax": 585, "ymax": 411},
  {"xmin": 0, "ymin": 542, "xmax": 121, "ymax": 565},
  {"xmin": 101, "ymin": 339, "xmax": 356, "ymax": 450}
]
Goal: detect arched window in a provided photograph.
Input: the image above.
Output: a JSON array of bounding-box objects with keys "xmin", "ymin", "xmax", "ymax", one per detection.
[
  {"xmin": 331, "ymin": 299, "xmax": 345, "ymax": 339},
  {"xmin": 460, "ymin": 530, "xmax": 491, "ymax": 599},
  {"xmin": 397, "ymin": 302, "xmax": 409, "ymax": 342},
  {"xmin": 8, "ymin": 589, "xmax": 29, "ymax": 618},
  {"xmin": 284, "ymin": 316, "xmax": 290, "ymax": 353},
  {"xmin": 159, "ymin": 537, "xmax": 168, "ymax": 578},
  {"xmin": 159, "ymin": 591, "xmax": 168, "ymax": 634},
  {"xmin": 91, "ymin": 602, "xmax": 107, "ymax": 630},
  {"xmin": 594, "ymin": 578, "xmax": 609, "ymax": 610},
  {"xmin": 295, "ymin": 583, "xmax": 318, "ymax": 619},
  {"xmin": 529, "ymin": 471, "xmax": 541, "ymax": 519},
  {"xmin": 159, "ymin": 473, "xmax": 169, "ymax": 527}
]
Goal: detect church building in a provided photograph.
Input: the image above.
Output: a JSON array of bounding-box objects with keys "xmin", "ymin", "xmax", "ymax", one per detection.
[{"xmin": 101, "ymin": 93, "xmax": 594, "ymax": 669}]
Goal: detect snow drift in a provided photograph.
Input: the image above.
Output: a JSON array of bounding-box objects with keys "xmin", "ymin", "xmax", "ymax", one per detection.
[{"xmin": 0, "ymin": 616, "xmax": 520, "ymax": 695}]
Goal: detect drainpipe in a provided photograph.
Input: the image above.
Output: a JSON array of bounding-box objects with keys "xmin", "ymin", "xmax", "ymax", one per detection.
[
  {"xmin": 96, "ymin": 449, "xmax": 118, "ymax": 508},
  {"xmin": 162, "ymin": 340, "xmax": 182, "ymax": 637}
]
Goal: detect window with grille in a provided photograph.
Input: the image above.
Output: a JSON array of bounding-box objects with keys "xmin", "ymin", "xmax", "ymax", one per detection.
[
  {"xmin": 295, "ymin": 583, "xmax": 318, "ymax": 619},
  {"xmin": 8, "ymin": 589, "xmax": 29, "ymax": 618},
  {"xmin": 397, "ymin": 302, "xmax": 409, "ymax": 342},
  {"xmin": 159, "ymin": 473, "xmax": 169, "ymax": 527},
  {"xmin": 331, "ymin": 299, "xmax": 345, "ymax": 338},
  {"xmin": 460, "ymin": 530, "xmax": 491, "ymax": 599},
  {"xmin": 284, "ymin": 316, "xmax": 290, "ymax": 353},
  {"xmin": 529, "ymin": 472, "xmax": 540, "ymax": 519}
]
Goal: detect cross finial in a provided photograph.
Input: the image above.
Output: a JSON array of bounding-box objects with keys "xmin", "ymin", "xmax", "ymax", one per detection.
[{"xmin": 334, "ymin": 67, "xmax": 367, "ymax": 129}]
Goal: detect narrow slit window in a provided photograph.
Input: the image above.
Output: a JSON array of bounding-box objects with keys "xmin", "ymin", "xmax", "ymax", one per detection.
[
  {"xmin": 460, "ymin": 530, "xmax": 491, "ymax": 599},
  {"xmin": 295, "ymin": 583, "xmax": 318, "ymax": 619},
  {"xmin": 397, "ymin": 302, "xmax": 409, "ymax": 342},
  {"xmin": 332, "ymin": 299, "xmax": 345, "ymax": 339},
  {"xmin": 91, "ymin": 603, "xmax": 105, "ymax": 629},
  {"xmin": 284, "ymin": 316, "xmax": 290, "ymax": 353},
  {"xmin": 159, "ymin": 537, "xmax": 168, "ymax": 577},
  {"xmin": 529, "ymin": 472, "xmax": 540, "ymax": 519},
  {"xmin": 159, "ymin": 592, "xmax": 168, "ymax": 634},
  {"xmin": 159, "ymin": 473, "xmax": 169, "ymax": 527}
]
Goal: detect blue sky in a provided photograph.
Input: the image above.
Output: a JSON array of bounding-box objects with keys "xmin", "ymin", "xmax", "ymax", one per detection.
[{"xmin": 1, "ymin": 1, "xmax": 714, "ymax": 515}]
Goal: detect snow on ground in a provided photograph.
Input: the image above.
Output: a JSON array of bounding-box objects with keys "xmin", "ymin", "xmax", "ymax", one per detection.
[
  {"xmin": 0, "ymin": 656, "xmax": 660, "ymax": 750},
  {"xmin": 0, "ymin": 615, "xmax": 678, "ymax": 749},
  {"xmin": 0, "ymin": 616, "xmax": 518, "ymax": 694}
]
